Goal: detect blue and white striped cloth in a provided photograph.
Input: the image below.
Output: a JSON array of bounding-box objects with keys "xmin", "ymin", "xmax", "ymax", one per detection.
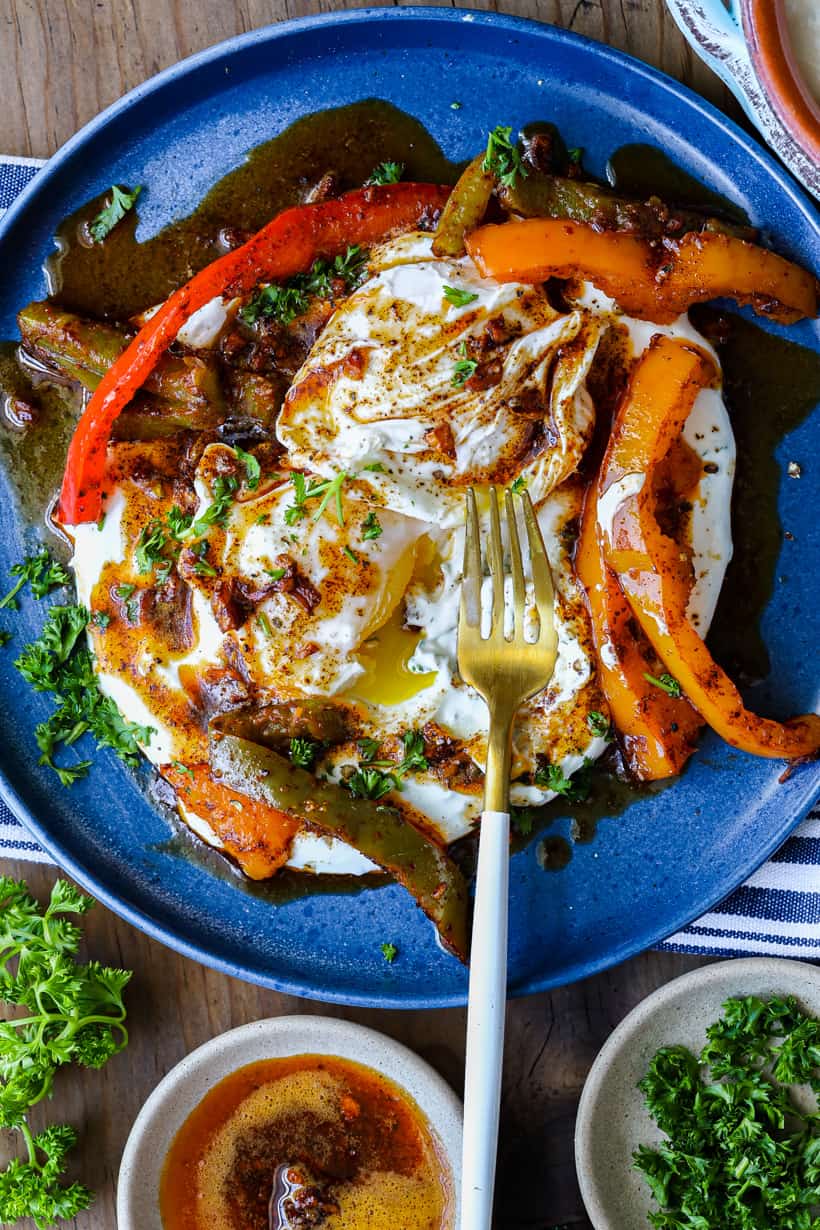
[{"xmin": 2, "ymin": 154, "xmax": 819, "ymax": 958}]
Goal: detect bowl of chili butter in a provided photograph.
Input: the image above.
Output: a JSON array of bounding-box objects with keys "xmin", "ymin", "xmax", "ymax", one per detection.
[{"xmin": 117, "ymin": 1016, "xmax": 461, "ymax": 1230}]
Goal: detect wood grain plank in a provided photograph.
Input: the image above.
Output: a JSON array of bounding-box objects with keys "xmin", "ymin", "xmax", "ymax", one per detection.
[{"xmin": 0, "ymin": 0, "xmax": 740, "ymax": 157}]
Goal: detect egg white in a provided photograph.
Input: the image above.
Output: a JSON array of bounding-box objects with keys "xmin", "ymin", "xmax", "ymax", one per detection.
[{"xmin": 68, "ymin": 254, "xmax": 736, "ymax": 879}]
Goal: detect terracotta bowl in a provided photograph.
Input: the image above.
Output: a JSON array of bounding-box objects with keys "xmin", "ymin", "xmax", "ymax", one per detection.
[{"xmin": 665, "ymin": 0, "xmax": 820, "ymax": 197}]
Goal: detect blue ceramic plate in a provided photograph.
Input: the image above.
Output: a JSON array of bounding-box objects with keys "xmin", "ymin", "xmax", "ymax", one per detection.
[{"xmin": 0, "ymin": 9, "xmax": 817, "ymax": 1007}]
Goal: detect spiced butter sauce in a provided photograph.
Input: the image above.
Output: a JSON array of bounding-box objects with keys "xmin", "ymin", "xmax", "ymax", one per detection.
[{"xmin": 159, "ymin": 1054, "xmax": 454, "ymax": 1230}]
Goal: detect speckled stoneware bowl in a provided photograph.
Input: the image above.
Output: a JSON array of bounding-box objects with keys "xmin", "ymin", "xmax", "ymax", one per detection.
[
  {"xmin": 117, "ymin": 1015, "xmax": 462, "ymax": 1229},
  {"xmin": 575, "ymin": 958, "xmax": 820, "ymax": 1229}
]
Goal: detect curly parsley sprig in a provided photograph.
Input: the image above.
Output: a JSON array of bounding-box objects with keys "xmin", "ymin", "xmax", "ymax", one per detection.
[
  {"xmin": 0, "ymin": 878, "xmax": 131, "ymax": 1228},
  {"xmin": 14, "ymin": 601, "xmax": 153, "ymax": 786},
  {"xmin": 635, "ymin": 994, "xmax": 820, "ymax": 1229},
  {"xmin": 482, "ymin": 125, "xmax": 527, "ymax": 189}
]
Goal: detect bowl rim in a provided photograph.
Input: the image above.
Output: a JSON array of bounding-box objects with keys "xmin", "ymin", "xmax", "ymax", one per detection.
[
  {"xmin": 740, "ymin": 0, "xmax": 820, "ymax": 167},
  {"xmin": 574, "ymin": 956, "xmax": 820, "ymax": 1228},
  {"xmin": 116, "ymin": 1013, "xmax": 463, "ymax": 1229}
]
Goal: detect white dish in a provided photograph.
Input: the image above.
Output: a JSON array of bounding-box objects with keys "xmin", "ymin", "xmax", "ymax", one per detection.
[
  {"xmin": 117, "ymin": 1014, "xmax": 462, "ymax": 1229},
  {"xmin": 574, "ymin": 957, "xmax": 820, "ymax": 1229}
]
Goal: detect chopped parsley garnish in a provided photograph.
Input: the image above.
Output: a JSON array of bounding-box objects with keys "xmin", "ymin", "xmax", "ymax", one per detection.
[
  {"xmin": 348, "ymin": 730, "xmax": 428, "ymax": 800},
  {"xmin": 289, "ymin": 737, "xmax": 318, "ymax": 770},
  {"xmin": 171, "ymin": 760, "xmax": 194, "ymax": 780},
  {"xmin": 482, "ymin": 125, "xmax": 527, "ymax": 189},
  {"xmin": 190, "ymin": 540, "xmax": 217, "ymax": 578},
  {"xmin": 285, "ymin": 472, "xmax": 308, "ymax": 525},
  {"xmin": 193, "ymin": 475, "xmax": 238, "ymax": 535},
  {"xmin": 380, "ymin": 942, "xmax": 398, "ymax": 964},
  {"xmin": 96, "ymin": 514, "xmax": 106, "ymax": 532},
  {"xmin": 14, "ymin": 604, "xmax": 153, "ymax": 785},
  {"xmin": 509, "ymin": 475, "xmax": 528, "ymax": 495},
  {"xmin": 443, "ymin": 285, "xmax": 479, "ymax": 308},
  {"xmin": 91, "ymin": 611, "xmax": 110, "ymax": 631},
  {"xmin": 0, "ymin": 877, "xmax": 131, "ymax": 1226},
  {"xmin": 534, "ymin": 758, "xmax": 593, "ymax": 802},
  {"xmin": 266, "ymin": 566, "xmax": 287, "ymax": 581},
  {"xmin": 358, "ymin": 737, "xmax": 381, "ymax": 763},
  {"xmin": 452, "ymin": 341, "xmax": 478, "ymax": 388},
  {"xmin": 587, "ymin": 710, "xmax": 611, "ymax": 739},
  {"xmin": 643, "ymin": 671, "xmax": 683, "ymax": 699},
  {"xmin": 0, "ymin": 550, "xmax": 69, "ymax": 610},
  {"xmin": 511, "ymin": 808, "xmax": 535, "ymax": 837},
  {"xmin": 397, "ymin": 729, "xmax": 428, "ymax": 777},
  {"xmin": 88, "ymin": 184, "xmax": 142, "ymax": 243},
  {"xmin": 347, "ymin": 766, "xmax": 395, "ymax": 801},
  {"xmin": 134, "ymin": 521, "xmax": 168, "ymax": 575},
  {"xmin": 113, "ymin": 583, "xmax": 135, "ymax": 601},
  {"xmin": 343, "ymin": 545, "xmax": 360, "ymax": 565},
  {"xmin": 166, "ymin": 505, "xmax": 194, "ymax": 539},
  {"xmin": 635, "ymin": 994, "xmax": 820, "ymax": 1230},
  {"xmin": 257, "ymin": 611, "xmax": 273, "ymax": 638},
  {"xmin": 361, "ymin": 511, "xmax": 382, "ymax": 541},
  {"xmin": 234, "ymin": 445, "xmax": 261, "ymax": 491},
  {"xmin": 366, "ymin": 161, "xmax": 404, "ymax": 186},
  {"xmin": 240, "ymin": 245, "xmax": 368, "ymax": 325},
  {"xmin": 308, "ymin": 472, "xmax": 347, "ymax": 525},
  {"xmin": 361, "ymin": 461, "xmax": 385, "ymax": 473},
  {"xmin": 285, "ymin": 471, "xmax": 347, "ymax": 527}
]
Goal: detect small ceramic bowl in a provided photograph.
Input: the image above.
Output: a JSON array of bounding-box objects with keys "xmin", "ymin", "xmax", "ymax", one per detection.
[
  {"xmin": 117, "ymin": 1015, "xmax": 462, "ymax": 1229},
  {"xmin": 575, "ymin": 957, "xmax": 820, "ymax": 1229},
  {"xmin": 665, "ymin": 0, "xmax": 820, "ymax": 198}
]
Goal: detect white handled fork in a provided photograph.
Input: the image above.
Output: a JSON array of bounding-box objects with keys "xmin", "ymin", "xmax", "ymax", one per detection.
[{"xmin": 456, "ymin": 486, "xmax": 558, "ymax": 1229}]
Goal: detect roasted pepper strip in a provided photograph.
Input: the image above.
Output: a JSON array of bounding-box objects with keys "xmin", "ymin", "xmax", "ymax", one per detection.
[
  {"xmin": 57, "ymin": 182, "xmax": 451, "ymax": 525},
  {"xmin": 498, "ymin": 172, "xmax": 756, "ymax": 241},
  {"xmin": 18, "ymin": 301, "xmax": 225, "ymax": 413},
  {"xmin": 465, "ymin": 218, "xmax": 818, "ymax": 325},
  {"xmin": 209, "ymin": 724, "xmax": 470, "ymax": 962},
  {"xmin": 600, "ymin": 334, "xmax": 820, "ymax": 761},
  {"xmin": 432, "ymin": 154, "xmax": 495, "ymax": 258},
  {"xmin": 576, "ymin": 485, "xmax": 702, "ymax": 780},
  {"xmin": 162, "ymin": 762, "xmax": 300, "ymax": 880}
]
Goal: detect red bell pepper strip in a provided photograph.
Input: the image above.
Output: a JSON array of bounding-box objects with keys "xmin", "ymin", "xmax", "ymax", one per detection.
[{"xmin": 57, "ymin": 182, "xmax": 451, "ymax": 525}]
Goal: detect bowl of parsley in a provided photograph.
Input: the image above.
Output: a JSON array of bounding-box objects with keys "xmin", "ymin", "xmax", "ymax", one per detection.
[{"xmin": 575, "ymin": 957, "xmax": 820, "ymax": 1230}]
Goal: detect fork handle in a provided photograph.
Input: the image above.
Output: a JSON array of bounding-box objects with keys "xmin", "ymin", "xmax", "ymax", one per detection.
[{"xmin": 461, "ymin": 808, "xmax": 510, "ymax": 1230}]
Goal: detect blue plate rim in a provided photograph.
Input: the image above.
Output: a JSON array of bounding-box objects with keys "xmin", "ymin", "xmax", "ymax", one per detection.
[{"xmin": 0, "ymin": 6, "xmax": 817, "ymax": 1007}]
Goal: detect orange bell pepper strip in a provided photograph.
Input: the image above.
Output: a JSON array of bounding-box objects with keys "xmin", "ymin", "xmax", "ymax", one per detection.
[
  {"xmin": 576, "ymin": 484, "xmax": 702, "ymax": 781},
  {"xmin": 162, "ymin": 762, "xmax": 300, "ymax": 880},
  {"xmin": 57, "ymin": 182, "xmax": 451, "ymax": 525},
  {"xmin": 601, "ymin": 334, "xmax": 820, "ymax": 761},
  {"xmin": 465, "ymin": 218, "xmax": 818, "ymax": 325}
]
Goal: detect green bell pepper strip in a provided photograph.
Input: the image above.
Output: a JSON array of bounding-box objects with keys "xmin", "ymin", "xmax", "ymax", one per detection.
[
  {"xmin": 18, "ymin": 301, "xmax": 225, "ymax": 414},
  {"xmin": 209, "ymin": 723, "xmax": 470, "ymax": 963}
]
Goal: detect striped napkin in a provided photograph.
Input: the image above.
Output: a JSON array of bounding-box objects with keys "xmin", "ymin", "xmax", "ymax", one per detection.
[{"xmin": 2, "ymin": 155, "xmax": 819, "ymax": 959}]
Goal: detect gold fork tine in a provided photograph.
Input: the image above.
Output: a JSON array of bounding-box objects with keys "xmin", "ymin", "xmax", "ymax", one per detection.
[
  {"xmin": 487, "ymin": 487, "xmax": 505, "ymax": 637},
  {"xmin": 504, "ymin": 489, "xmax": 526, "ymax": 640},
  {"xmin": 460, "ymin": 486, "xmax": 482, "ymax": 628},
  {"xmin": 521, "ymin": 492, "xmax": 557, "ymax": 651},
  {"xmin": 457, "ymin": 485, "xmax": 559, "ymax": 1230}
]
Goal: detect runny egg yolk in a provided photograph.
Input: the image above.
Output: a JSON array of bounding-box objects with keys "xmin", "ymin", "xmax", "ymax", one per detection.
[{"xmin": 348, "ymin": 605, "xmax": 438, "ymax": 706}]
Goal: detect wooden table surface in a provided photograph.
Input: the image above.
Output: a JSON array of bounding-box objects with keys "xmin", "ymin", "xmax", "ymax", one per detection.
[{"xmin": 0, "ymin": 2, "xmax": 740, "ymax": 1227}]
